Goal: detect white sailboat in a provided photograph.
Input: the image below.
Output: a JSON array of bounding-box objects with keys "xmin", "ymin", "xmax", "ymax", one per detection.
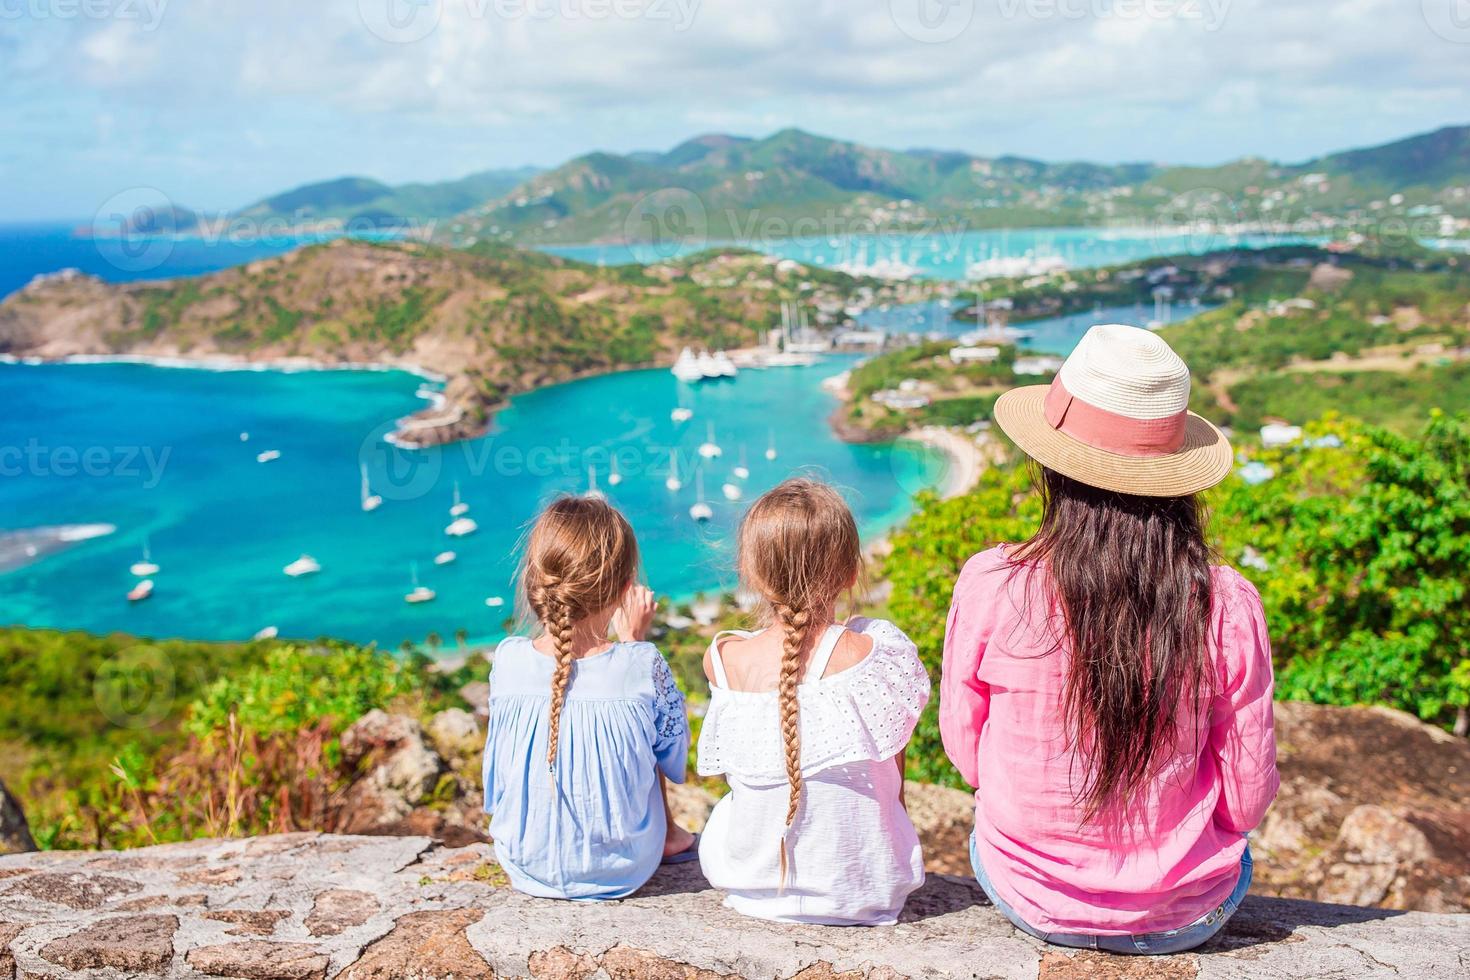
[
  {"xmin": 765, "ymin": 429, "xmax": 778, "ymax": 461},
  {"xmin": 256, "ymin": 449, "xmax": 281, "ymax": 464},
  {"xmin": 130, "ymin": 537, "xmax": 159, "ymax": 577},
  {"xmin": 607, "ymin": 456, "xmax": 623, "ymax": 486},
  {"xmin": 450, "ymin": 481, "xmax": 469, "ymax": 517},
  {"xmin": 127, "ymin": 579, "xmax": 154, "ymax": 602},
  {"xmin": 434, "ymin": 550, "xmax": 457, "ymax": 566},
  {"xmin": 445, "ymin": 515, "xmax": 479, "ymax": 537},
  {"xmin": 689, "ymin": 470, "xmax": 713, "ymax": 522},
  {"xmin": 253, "ymin": 626, "xmax": 278, "ymax": 640},
  {"xmin": 239, "ymin": 432, "xmax": 250, "ymax": 442},
  {"xmin": 698, "ymin": 422, "xmax": 722, "ymax": 459},
  {"xmin": 670, "ymin": 407, "xmax": 694, "ymax": 423},
  {"xmin": 284, "ymin": 554, "xmax": 321, "ymax": 578},
  {"xmin": 665, "ymin": 450, "xmax": 683, "ymax": 492},
  {"xmin": 711, "ymin": 351, "xmax": 738, "ymax": 378},
  {"xmin": 721, "ymin": 480, "xmax": 743, "ymax": 501},
  {"xmin": 360, "ymin": 463, "xmax": 382, "ymax": 512},
  {"xmin": 696, "ymin": 351, "xmax": 720, "ymax": 379},
  {"xmin": 672, "ymin": 348, "xmax": 704, "ymax": 382},
  {"xmin": 484, "ymin": 595, "xmax": 506, "ymax": 608},
  {"xmin": 586, "ymin": 464, "xmax": 605, "ymax": 500},
  {"xmin": 404, "ymin": 563, "xmax": 435, "ymax": 604},
  {"xmin": 733, "ymin": 446, "xmax": 750, "ymax": 480}
]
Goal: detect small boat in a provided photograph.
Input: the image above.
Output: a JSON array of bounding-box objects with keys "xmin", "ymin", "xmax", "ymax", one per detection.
[
  {"xmin": 586, "ymin": 464, "xmax": 605, "ymax": 500},
  {"xmin": 284, "ymin": 555, "xmax": 321, "ymax": 577},
  {"xmin": 696, "ymin": 351, "xmax": 720, "ymax": 379},
  {"xmin": 253, "ymin": 626, "xmax": 278, "ymax": 640},
  {"xmin": 404, "ymin": 564, "xmax": 435, "ymax": 604},
  {"xmin": 484, "ymin": 595, "xmax": 506, "ymax": 608},
  {"xmin": 765, "ymin": 429, "xmax": 778, "ymax": 461},
  {"xmin": 445, "ymin": 516, "xmax": 479, "ymax": 537},
  {"xmin": 239, "ymin": 432, "xmax": 250, "ymax": 442},
  {"xmin": 670, "ymin": 407, "xmax": 693, "ymax": 423},
  {"xmin": 672, "ymin": 348, "xmax": 704, "ymax": 383},
  {"xmin": 698, "ymin": 422, "xmax": 722, "ymax": 459},
  {"xmin": 127, "ymin": 579, "xmax": 154, "ymax": 602},
  {"xmin": 711, "ymin": 351, "xmax": 738, "ymax": 378},
  {"xmin": 721, "ymin": 481, "xmax": 742, "ymax": 501},
  {"xmin": 256, "ymin": 449, "xmax": 281, "ymax": 464},
  {"xmin": 733, "ymin": 446, "xmax": 750, "ymax": 480},
  {"xmin": 665, "ymin": 450, "xmax": 682, "ymax": 492},
  {"xmin": 607, "ymin": 457, "xmax": 622, "ymax": 487},
  {"xmin": 450, "ymin": 481, "xmax": 469, "ymax": 517},
  {"xmin": 130, "ymin": 537, "xmax": 159, "ymax": 577},
  {"xmin": 360, "ymin": 463, "xmax": 382, "ymax": 513},
  {"xmin": 434, "ymin": 550, "xmax": 456, "ymax": 566},
  {"xmin": 689, "ymin": 471, "xmax": 713, "ymax": 522}
]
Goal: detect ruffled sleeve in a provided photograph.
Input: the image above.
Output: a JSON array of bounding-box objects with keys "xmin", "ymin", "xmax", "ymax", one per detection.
[
  {"xmin": 696, "ymin": 618, "xmax": 931, "ymax": 782},
  {"xmin": 649, "ymin": 649, "xmax": 689, "ymax": 783}
]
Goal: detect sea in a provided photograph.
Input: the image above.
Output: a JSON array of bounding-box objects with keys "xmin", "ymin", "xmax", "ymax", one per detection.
[{"xmin": 0, "ymin": 221, "xmax": 1271, "ymax": 646}]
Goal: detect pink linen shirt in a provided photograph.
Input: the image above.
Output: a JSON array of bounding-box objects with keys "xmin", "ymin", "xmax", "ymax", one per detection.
[{"xmin": 940, "ymin": 546, "xmax": 1279, "ymax": 936}]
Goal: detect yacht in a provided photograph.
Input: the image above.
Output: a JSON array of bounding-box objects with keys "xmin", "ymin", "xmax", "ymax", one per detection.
[
  {"xmin": 721, "ymin": 480, "xmax": 742, "ymax": 501},
  {"xmin": 670, "ymin": 407, "xmax": 694, "ymax": 423},
  {"xmin": 665, "ymin": 450, "xmax": 683, "ymax": 492},
  {"xmin": 445, "ymin": 516, "xmax": 479, "ymax": 537},
  {"xmin": 585, "ymin": 464, "xmax": 605, "ymax": 500},
  {"xmin": 127, "ymin": 579, "xmax": 154, "ymax": 602},
  {"xmin": 672, "ymin": 348, "xmax": 704, "ymax": 382},
  {"xmin": 698, "ymin": 422, "xmax": 722, "ymax": 459},
  {"xmin": 711, "ymin": 351, "xmax": 738, "ymax": 378},
  {"xmin": 607, "ymin": 457, "xmax": 623, "ymax": 487},
  {"xmin": 239, "ymin": 432, "xmax": 249, "ymax": 442},
  {"xmin": 253, "ymin": 626, "xmax": 278, "ymax": 641},
  {"xmin": 732, "ymin": 446, "xmax": 750, "ymax": 480},
  {"xmin": 404, "ymin": 564, "xmax": 435, "ymax": 604},
  {"xmin": 434, "ymin": 550, "xmax": 456, "ymax": 566},
  {"xmin": 484, "ymin": 595, "xmax": 506, "ymax": 608},
  {"xmin": 360, "ymin": 464, "xmax": 382, "ymax": 513},
  {"xmin": 689, "ymin": 471, "xmax": 713, "ymax": 522},
  {"xmin": 450, "ymin": 481, "xmax": 469, "ymax": 517},
  {"xmin": 130, "ymin": 538, "xmax": 159, "ymax": 577},
  {"xmin": 256, "ymin": 449, "xmax": 281, "ymax": 464},
  {"xmin": 696, "ymin": 351, "xmax": 720, "ymax": 379},
  {"xmin": 283, "ymin": 555, "xmax": 321, "ymax": 578},
  {"xmin": 765, "ymin": 430, "xmax": 778, "ymax": 461}
]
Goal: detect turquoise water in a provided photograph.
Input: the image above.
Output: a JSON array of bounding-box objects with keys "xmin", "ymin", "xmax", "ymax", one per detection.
[
  {"xmin": 0, "ymin": 357, "xmax": 943, "ymax": 648},
  {"xmin": 544, "ymin": 227, "xmax": 1317, "ymax": 280},
  {"xmin": 857, "ymin": 299, "xmax": 1213, "ymax": 354}
]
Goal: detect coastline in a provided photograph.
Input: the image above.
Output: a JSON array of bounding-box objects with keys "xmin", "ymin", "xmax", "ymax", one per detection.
[{"xmin": 901, "ymin": 425, "xmax": 986, "ymax": 499}]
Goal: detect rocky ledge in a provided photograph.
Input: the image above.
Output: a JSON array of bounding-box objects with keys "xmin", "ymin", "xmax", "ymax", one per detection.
[{"xmin": 2, "ymin": 834, "xmax": 1467, "ymax": 980}]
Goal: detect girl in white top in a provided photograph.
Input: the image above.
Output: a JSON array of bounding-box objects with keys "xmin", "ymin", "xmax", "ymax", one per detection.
[{"xmin": 696, "ymin": 478, "xmax": 930, "ymax": 925}]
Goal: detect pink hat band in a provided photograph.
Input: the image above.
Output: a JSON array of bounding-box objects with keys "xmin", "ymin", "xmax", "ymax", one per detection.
[{"xmin": 1042, "ymin": 375, "xmax": 1188, "ymax": 458}]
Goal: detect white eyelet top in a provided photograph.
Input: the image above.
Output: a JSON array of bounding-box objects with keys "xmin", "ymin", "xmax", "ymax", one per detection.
[{"xmin": 695, "ymin": 617, "xmax": 931, "ymax": 926}]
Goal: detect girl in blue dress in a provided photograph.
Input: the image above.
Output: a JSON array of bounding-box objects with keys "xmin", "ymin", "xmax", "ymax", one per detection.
[{"xmin": 482, "ymin": 495, "xmax": 696, "ymax": 899}]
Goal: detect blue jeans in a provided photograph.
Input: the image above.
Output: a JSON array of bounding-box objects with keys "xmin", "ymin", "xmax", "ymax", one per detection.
[{"xmin": 969, "ymin": 834, "xmax": 1252, "ymax": 956}]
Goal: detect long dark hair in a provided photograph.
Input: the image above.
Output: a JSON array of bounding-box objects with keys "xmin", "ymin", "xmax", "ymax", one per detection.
[{"xmin": 1011, "ymin": 466, "xmax": 1215, "ymax": 816}]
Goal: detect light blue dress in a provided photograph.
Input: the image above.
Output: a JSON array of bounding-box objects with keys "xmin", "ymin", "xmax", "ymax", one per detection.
[{"xmin": 481, "ymin": 636, "xmax": 689, "ymax": 900}]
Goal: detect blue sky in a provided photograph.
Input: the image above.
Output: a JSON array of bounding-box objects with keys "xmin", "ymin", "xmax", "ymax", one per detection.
[{"xmin": 3, "ymin": 0, "xmax": 1469, "ymax": 220}]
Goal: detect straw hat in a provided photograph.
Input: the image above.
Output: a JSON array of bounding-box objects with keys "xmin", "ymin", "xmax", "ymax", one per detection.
[{"xmin": 993, "ymin": 324, "xmax": 1233, "ymax": 497}]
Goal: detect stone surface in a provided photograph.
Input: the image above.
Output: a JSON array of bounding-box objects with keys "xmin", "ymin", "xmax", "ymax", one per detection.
[
  {"xmin": 427, "ymin": 708, "xmax": 483, "ymax": 763},
  {"xmin": 38, "ymin": 913, "xmax": 177, "ymax": 973},
  {"xmin": 188, "ymin": 941, "xmax": 331, "ymax": 980},
  {"xmin": 0, "ymin": 832, "xmax": 1465, "ymax": 978},
  {"xmin": 0, "ymin": 784, "xmax": 33, "ymax": 856}
]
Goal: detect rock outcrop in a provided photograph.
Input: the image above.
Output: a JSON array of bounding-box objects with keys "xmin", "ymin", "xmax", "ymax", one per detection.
[
  {"xmin": 0, "ymin": 781, "xmax": 34, "ymax": 856},
  {"xmin": 2, "ymin": 832, "xmax": 1466, "ymax": 979}
]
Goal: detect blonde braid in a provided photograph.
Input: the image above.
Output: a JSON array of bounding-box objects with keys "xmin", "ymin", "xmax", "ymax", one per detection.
[
  {"xmin": 540, "ymin": 580, "xmax": 578, "ymax": 772},
  {"xmin": 773, "ymin": 601, "xmax": 812, "ymax": 889}
]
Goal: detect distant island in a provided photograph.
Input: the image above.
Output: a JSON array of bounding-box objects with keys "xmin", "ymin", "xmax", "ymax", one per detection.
[{"xmin": 144, "ymin": 124, "xmax": 1470, "ymax": 247}]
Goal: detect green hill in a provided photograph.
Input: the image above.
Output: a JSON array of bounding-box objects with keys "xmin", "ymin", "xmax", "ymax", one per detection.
[{"xmin": 233, "ymin": 167, "xmax": 541, "ymax": 229}]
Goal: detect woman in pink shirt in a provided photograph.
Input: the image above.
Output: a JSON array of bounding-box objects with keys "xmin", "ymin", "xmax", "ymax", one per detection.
[{"xmin": 941, "ymin": 324, "xmax": 1278, "ymax": 955}]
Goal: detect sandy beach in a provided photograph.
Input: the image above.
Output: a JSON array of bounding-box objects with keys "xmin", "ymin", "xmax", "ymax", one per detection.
[{"xmin": 902, "ymin": 425, "xmax": 987, "ymax": 499}]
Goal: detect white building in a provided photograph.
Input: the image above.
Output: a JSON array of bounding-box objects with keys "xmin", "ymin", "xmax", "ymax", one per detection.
[
  {"xmin": 950, "ymin": 345, "xmax": 1001, "ymax": 364},
  {"xmin": 1013, "ymin": 356, "xmax": 1064, "ymax": 376}
]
